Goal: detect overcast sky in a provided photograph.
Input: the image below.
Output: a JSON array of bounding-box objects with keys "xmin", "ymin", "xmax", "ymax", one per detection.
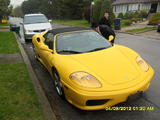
[{"xmin": 10, "ymin": 0, "xmax": 26, "ymax": 7}]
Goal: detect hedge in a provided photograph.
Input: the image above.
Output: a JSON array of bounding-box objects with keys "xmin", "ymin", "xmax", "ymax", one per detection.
[{"xmin": 149, "ymin": 12, "xmax": 160, "ymax": 25}]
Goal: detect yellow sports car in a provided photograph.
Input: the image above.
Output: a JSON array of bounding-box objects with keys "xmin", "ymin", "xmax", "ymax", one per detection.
[{"xmin": 32, "ymin": 27, "xmax": 154, "ymax": 110}]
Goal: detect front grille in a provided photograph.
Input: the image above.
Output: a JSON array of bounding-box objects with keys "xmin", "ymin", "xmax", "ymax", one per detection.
[
  {"xmin": 86, "ymin": 99, "xmax": 110, "ymax": 106},
  {"xmin": 33, "ymin": 29, "xmax": 45, "ymax": 32}
]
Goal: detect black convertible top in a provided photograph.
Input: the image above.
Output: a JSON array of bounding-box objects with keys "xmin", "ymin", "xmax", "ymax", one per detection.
[{"xmin": 48, "ymin": 27, "xmax": 91, "ymax": 35}]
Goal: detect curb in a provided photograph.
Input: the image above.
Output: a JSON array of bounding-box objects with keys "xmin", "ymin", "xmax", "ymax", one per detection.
[
  {"xmin": 116, "ymin": 28, "xmax": 157, "ymax": 35},
  {"xmin": 115, "ymin": 29, "xmax": 160, "ymax": 40},
  {"xmin": 14, "ymin": 32, "xmax": 57, "ymax": 120}
]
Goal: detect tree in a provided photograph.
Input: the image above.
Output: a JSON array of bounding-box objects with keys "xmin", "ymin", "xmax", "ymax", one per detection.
[
  {"xmin": 0, "ymin": 0, "xmax": 10, "ymax": 19},
  {"xmin": 100, "ymin": 0, "xmax": 115, "ymax": 25},
  {"xmin": 83, "ymin": 0, "xmax": 92, "ymax": 22},
  {"xmin": 92, "ymin": 0, "xmax": 115, "ymax": 25},
  {"xmin": 56, "ymin": 0, "xmax": 84, "ymax": 19},
  {"xmin": 93, "ymin": 0, "xmax": 103, "ymax": 22},
  {"xmin": 8, "ymin": 5, "xmax": 13, "ymax": 16},
  {"xmin": 12, "ymin": 6, "xmax": 23, "ymax": 17},
  {"xmin": 84, "ymin": 7, "xmax": 91, "ymax": 22},
  {"xmin": 21, "ymin": 0, "xmax": 41, "ymax": 15},
  {"xmin": 21, "ymin": 0, "xmax": 92, "ymax": 19},
  {"xmin": 20, "ymin": 0, "xmax": 116, "ymax": 21}
]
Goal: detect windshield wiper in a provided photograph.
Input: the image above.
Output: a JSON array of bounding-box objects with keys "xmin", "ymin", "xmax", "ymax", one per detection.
[
  {"xmin": 58, "ymin": 50, "xmax": 83, "ymax": 54},
  {"xmin": 87, "ymin": 47, "xmax": 108, "ymax": 52}
]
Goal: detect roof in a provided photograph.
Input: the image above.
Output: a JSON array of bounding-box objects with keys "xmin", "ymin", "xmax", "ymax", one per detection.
[
  {"xmin": 112, "ymin": 0, "xmax": 160, "ymax": 5},
  {"xmin": 49, "ymin": 27, "xmax": 91, "ymax": 35}
]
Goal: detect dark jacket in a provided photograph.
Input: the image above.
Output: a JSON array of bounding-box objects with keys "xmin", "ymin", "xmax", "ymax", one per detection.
[
  {"xmin": 99, "ymin": 17, "xmax": 111, "ymax": 28},
  {"xmin": 99, "ymin": 25, "xmax": 115, "ymax": 43}
]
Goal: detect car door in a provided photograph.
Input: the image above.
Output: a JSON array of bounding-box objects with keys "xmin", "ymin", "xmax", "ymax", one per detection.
[{"xmin": 41, "ymin": 32, "xmax": 54, "ymax": 71}]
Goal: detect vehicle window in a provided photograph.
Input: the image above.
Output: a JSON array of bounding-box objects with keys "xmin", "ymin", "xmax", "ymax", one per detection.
[
  {"xmin": 24, "ymin": 15, "xmax": 48, "ymax": 24},
  {"xmin": 44, "ymin": 33, "xmax": 54, "ymax": 49},
  {"xmin": 56, "ymin": 31, "xmax": 112, "ymax": 55}
]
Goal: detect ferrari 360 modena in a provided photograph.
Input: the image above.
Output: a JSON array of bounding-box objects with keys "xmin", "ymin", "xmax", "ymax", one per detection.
[{"xmin": 32, "ymin": 27, "xmax": 154, "ymax": 110}]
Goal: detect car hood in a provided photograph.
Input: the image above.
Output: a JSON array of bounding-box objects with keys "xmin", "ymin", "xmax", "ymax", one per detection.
[
  {"xmin": 57, "ymin": 46, "xmax": 144, "ymax": 91},
  {"xmin": 24, "ymin": 22, "xmax": 52, "ymax": 30}
]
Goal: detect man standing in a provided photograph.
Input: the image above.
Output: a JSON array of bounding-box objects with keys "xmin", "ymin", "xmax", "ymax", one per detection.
[
  {"xmin": 99, "ymin": 12, "xmax": 111, "ymax": 28},
  {"xmin": 91, "ymin": 23, "xmax": 115, "ymax": 44}
]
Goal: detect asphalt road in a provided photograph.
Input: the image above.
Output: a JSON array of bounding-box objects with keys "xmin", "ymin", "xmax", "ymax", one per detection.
[{"xmin": 9, "ymin": 17, "xmax": 160, "ymax": 120}]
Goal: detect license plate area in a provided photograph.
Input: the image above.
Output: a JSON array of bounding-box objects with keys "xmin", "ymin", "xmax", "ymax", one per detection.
[{"xmin": 127, "ymin": 92, "xmax": 143, "ymax": 102}]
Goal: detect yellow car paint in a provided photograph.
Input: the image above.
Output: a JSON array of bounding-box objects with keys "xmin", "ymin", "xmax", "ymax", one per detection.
[
  {"xmin": 32, "ymin": 30, "xmax": 154, "ymax": 110},
  {"xmin": 108, "ymin": 35, "xmax": 114, "ymax": 42}
]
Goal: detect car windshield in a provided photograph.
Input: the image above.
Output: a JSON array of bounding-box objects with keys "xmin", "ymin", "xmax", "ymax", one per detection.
[
  {"xmin": 56, "ymin": 31, "xmax": 112, "ymax": 55},
  {"xmin": 24, "ymin": 15, "xmax": 48, "ymax": 24}
]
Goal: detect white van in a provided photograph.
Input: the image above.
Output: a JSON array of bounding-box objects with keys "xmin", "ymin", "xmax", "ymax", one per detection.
[{"xmin": 21, "ymin": 13, "xmax": 52, "ymax": 42}]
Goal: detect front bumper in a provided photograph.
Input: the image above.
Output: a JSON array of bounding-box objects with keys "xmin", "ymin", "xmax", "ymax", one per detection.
[
  {"xmin": 24, "ymin": 29, "xmax": 51, "ymax": 39},
  {"xmin": 62, "ymin": 69, "xmax": 154, "ymax": 110},
  {"xmin": 24, "ymin": 33, "xmax": 34, "ymax": 39}
]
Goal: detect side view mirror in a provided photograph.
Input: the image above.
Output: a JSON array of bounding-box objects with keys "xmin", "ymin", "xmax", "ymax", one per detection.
[
  {"xmin": 49, "ymin": 20, "xmax": 52, "ymax": 22},
  {"xmin": 108, "ymin": 35, "xmax": 114, "ymax": 42},
  {"xmin": 20, "ymin": 22, "xmax": 23, "ymax": 25},
  {"xmin": 39, "ymin": 45, "xmax": 53, "ymax": 53},
  {"xmin": 36, "ymin": 35, "xmax": 45, "ymax": 43}
]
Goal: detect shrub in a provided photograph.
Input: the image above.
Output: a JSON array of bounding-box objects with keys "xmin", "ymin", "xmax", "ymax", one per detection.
[
  {"xmin": 131, "ymin": 18, "xmax": 143, "ymax": 23},
  {"xmin": 123, "ymin": 13, "xmax": 130, "ymax": 19},
  {"xmin": 131, "ymin": 18, "xmax": 137, "ymax": 23},
  {"xmin": 123, "ymin": 11, "xmax": 147, "ymax": 20},
  {"xmin": 123, "ymin": 12, "xmax": 134, "ymax": 19},
  {"xmin": 139, "ymin": 10, "xmax": 148, "ymax": 18},
  {"xmin": 124, "ymin": 20, "xmax": 132, "ymax": 26},
  {"xmin": 132, "ymin": 11, "xmax": 140, "ymax": 18},
  {"xmin": 118, "ymin": 13, "xmax": 124, "ymax": 19},
  {"xmin": 136, "ymin": 18, "xmax": 143, "ymax": 21},
  {"xmin": 149, "ymin": 13, "xmax": 160, "ymax": 25}
]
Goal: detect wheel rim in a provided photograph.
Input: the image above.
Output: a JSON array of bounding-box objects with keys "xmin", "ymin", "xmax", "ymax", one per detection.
[{"xmin": 54, "ymin": 72, "xmax": 63, "ymax": 96}]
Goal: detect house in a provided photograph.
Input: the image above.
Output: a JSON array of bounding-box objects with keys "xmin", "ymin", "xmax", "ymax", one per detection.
[{"xmin": 112, "ymin": 0, "xmax": 160, "ymax": 16}]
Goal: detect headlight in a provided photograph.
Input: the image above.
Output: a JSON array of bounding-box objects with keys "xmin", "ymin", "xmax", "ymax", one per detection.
[
  {"xmin": 46, "ymin": 28, "xmax": 52, "ymax": 31},
  {"xmin": 28, "ymin": 30, "xmax": 33, "ymax": 32},
  {"xmin": 70, "ymin": 72, "xmax": 102, "ymax": 88},
  {"xmin": 25, "ymin": 29, "xmax": 33, "ymax": 33},
  {"xmin": 136, "ymin": 56, "xmax": 149, "ymax": 72}
]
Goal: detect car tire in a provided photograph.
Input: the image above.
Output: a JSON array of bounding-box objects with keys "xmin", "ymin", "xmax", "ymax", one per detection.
[
  {"xmin": 24, "ymin": 34, "xmax": 29, "ymax": 43},
  {"xmin": 52, "ymin": 69, "xmax": 65, "ymax": 99},
  {"xmin": 25, "ymin": 38, "xmax": 29, "ymax": 43},
  {"xmin": 34, "ymin": 54, "xmax": 39, "ymax": 62}
]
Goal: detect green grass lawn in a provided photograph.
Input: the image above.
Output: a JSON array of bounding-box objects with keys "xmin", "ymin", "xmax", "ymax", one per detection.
[
  {"xmin": 0, "ymin": 32, "xmax": 20, "ymax": 53},
  {"xmin": 121, "ymin": 20, "xmax": 130, "ymax": 28},
  {"xmin": 53, "ymin": 19, "xmax": 90, "ymax": 27},
  {"xmin": 53, "ymin": 19, "xmax": 130, "ymax": 28},
  {"xmin": 0, "ymin": 26, "xmax": 9, "ymax": 29},
  {"xmin": 0, "ymin": 64, "xmax": 45, "ymax": 120},
  {"xmin": 0, "ymin": 23, "xmax": 10, "ymax": 26},
  {"xmin": 126, "ymin": 27, "xmax": 156, "ymax": 33},
  {"xmin": 53, "ymin": 19, "xmax": 131, "ymax": 28}
]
